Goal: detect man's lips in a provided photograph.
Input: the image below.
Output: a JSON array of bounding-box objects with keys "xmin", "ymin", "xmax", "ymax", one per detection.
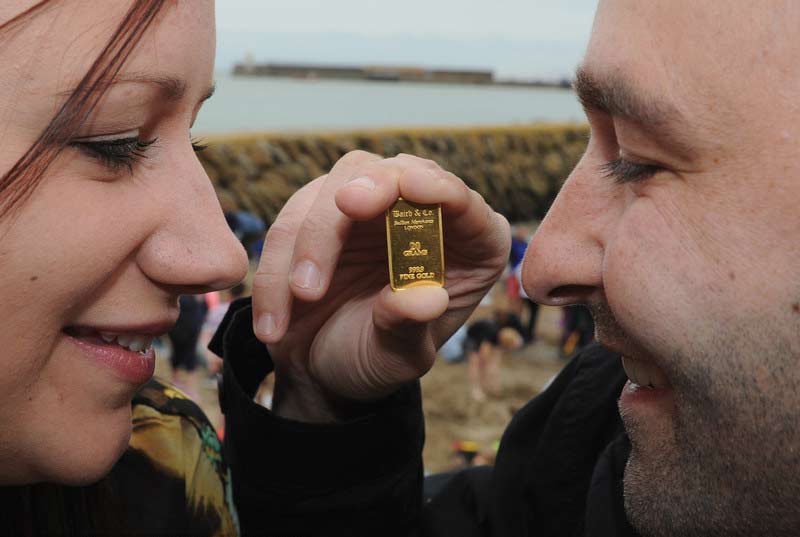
[
  {"xmin": 596, "ymin": 335, "xmax": 672, "ymax": 390},
  {"xmin": 621, "ymin": 356, "xmax": 670, "ymax": 389}
]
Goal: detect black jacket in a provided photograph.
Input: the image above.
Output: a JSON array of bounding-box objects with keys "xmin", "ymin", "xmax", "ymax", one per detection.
[{"xmin": 212, "ymin": 298, "xmax": 640, "ymax": 537}]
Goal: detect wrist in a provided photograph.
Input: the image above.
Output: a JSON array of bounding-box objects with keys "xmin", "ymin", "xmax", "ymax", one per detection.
[{"xmin": 271, "ymin": 364, "xmax": 373, "ymax": 424}]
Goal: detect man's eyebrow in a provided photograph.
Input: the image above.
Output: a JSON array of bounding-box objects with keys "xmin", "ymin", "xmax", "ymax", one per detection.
[
  {"xmin": 574, "ymin": 66, "xmax": 680, "ymax": 126},
  {"xmin": 574, "ymin": 66, "xmax": 697, "ymax": 158}
]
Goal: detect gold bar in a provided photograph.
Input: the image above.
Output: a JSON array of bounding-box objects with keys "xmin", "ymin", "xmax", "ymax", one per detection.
[{"xmin": 385, "ymin": 198, "xmax": 445, "ymax": 291}]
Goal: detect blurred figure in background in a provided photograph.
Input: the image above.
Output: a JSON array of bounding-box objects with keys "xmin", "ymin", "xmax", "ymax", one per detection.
[
  {"xmin": 438, "ymin": 324, "xmax": 468, "ymax": 364},
  {"xmin": 201, "ymin": 283, "xmax": 247, "ymax": 376},
  {"xmin": 560, "ymin": 305, "xmax": 594, "ymax": 357},
  {"xmin": 218, "ymin": 191, "xmax": 267, "ymax": 261},
  {"xmin": 167, "ymin": 294, "xmax": 208, "ymax": 398},
  {"xmin": 507, "ymin": 225, "xmax": 539, "ymax": 343},
  {"xmin": 465, "ymin": 310, "xmax": 525, "ymax": 401}
]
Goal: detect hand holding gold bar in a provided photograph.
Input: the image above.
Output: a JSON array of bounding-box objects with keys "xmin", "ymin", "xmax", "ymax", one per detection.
[
  {"xmin": 385, "ymin": 198, "xmax": 445, "ymax": 291},
  {"xmin": 251, "ymin": 150, "xmax": 509, "ymax": 421}
]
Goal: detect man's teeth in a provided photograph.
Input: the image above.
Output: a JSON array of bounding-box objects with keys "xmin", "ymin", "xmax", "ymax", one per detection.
[
  {"xmin": 621, "ymin": 356, "xmax": 669, "ymax": 389},
  {"xmin": 98, "ymin": 332, "xmax": 154, "ymax": 353}
]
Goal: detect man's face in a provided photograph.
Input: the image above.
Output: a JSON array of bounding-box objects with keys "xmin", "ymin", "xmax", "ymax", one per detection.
[{"xmin": 522, "ymin": 1, "xmax": 800, "ymax": 535}]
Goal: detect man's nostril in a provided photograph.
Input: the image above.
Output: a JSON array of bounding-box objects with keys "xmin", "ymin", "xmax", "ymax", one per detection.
[{"xmin": 549, "ymin": 285, "xmax": 595, "ymax": 301}]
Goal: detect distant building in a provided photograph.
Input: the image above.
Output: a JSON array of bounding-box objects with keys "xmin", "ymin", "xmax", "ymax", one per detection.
[{"xmin": 233, "ymin": 62, "xmax": 493, "ymax": 85}]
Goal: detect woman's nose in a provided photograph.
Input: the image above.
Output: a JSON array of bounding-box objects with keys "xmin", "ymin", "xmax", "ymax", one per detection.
[
  {"xmin": 521, "ymin": 154, "xmax": 615, "ymax": 306},
  {"xmin": 137, "ymin": 152, "xmax": 250, "ymax": 294}
]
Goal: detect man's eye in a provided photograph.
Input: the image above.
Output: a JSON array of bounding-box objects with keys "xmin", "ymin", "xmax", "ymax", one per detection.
[
  {"xmin": 600, "ymin": 158, "xmax": 662, "ymax": 184},
  {"xmin": 71, "ymin": 137, "xmax": 157, "ymax": 173}
]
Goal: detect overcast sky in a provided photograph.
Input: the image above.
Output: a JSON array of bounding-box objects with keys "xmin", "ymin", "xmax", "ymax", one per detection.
[{"xmin": 215, "ymin": 1, "xmax": 599, "ymax": 79}]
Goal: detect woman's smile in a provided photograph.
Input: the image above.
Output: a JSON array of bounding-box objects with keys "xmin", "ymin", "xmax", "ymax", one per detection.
[{"xmin": 63, "ymin": 320, "xmax": 175, "ymax": 384}]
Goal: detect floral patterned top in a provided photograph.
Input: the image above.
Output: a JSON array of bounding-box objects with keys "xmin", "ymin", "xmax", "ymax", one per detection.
[{"xmin": 114, "ymin": 377, "xmax": 240, "ymax": 536}]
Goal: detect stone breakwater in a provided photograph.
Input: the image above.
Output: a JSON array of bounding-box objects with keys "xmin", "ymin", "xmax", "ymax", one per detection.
[{"xmin": 198, "ymin": 124, "xmax": 589, "ymax": 225}]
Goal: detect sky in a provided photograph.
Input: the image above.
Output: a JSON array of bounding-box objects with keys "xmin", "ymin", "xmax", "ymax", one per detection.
[{"xmin": 215, "ymin": 1, "xmax": 599, "ymax": 79}]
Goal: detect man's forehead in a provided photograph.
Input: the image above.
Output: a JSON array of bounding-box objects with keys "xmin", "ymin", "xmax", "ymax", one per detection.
[
  {"xmin": 590, "ymin": 0, "xmax": 800, "ymax": 84},
  {"xmin": 587, "ymin": 0, "xmax": 800, "ymax": 144}
]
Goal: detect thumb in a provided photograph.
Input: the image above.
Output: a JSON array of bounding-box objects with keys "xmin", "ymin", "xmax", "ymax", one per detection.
[
  {"xmin": 367, "ymin": 285, "xmax": 450, "ymax": 389},
  {"xmin": 306, "ymin": 285, "xmax": 449, "ymax": 402}
]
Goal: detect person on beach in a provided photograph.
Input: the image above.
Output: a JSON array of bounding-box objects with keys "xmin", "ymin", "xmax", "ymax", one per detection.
[
  {"xmin": 465, "ymin": 311, "xmax": 525, "ymax": 401},
  {"xmin": 0, "ymin": 0, "xmax": 510, "ymax": 534},
  {"xmin": 507, "ymin": 225, "xmax": 539, "ymax": 342},
  {"xmin": 167, "ymin": 294, "xmax": 207, "ymax": 398}
]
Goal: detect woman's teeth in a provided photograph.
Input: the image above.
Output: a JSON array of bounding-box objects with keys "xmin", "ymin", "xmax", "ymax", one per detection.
[
  {"xmin": 622, "ymin": 356, "xmax": 669, "ymax": 389},
  {"xmin": 98, "ymin": 332, "xmax": 154, "ymax": 353}
]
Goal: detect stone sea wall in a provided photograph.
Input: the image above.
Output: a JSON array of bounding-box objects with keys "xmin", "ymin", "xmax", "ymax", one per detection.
[{"xmin": 198, "ymin": 124, "xmax": 589, "ymax": 224}]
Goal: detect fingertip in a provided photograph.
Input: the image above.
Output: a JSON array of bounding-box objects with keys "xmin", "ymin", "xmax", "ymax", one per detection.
[
  {"xmin": 493, "ymin": 208, "xmax": 511, "ymax": 228},
  {"xmin": 398, "ymin": 166, "xmax": 469, "ymax": 208},
  {"xmin": 378, "ymin": 285, "xmax": 450, "ymax": 325},
  {"xmin": 335, "ymin": 176, "xmax": 398, "ymax": 221},
  {"xmin": 494, "ymin": 211, "xmax": 513, "ymax": 252},
  {"xmin": 287, "ymin": 258, "xmax": 331, "ymax": 303}
]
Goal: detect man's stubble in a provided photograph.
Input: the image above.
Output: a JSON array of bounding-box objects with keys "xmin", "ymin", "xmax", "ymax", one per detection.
[{"xmin": 616, "ymin": 318, "xmax": 800, "ymax": 537}]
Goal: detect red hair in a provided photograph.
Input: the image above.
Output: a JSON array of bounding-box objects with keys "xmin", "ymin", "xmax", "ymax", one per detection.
[
  {"xmin": 0, "ymin": 1, "xmax": 170, "ymax": 534},
  {"xmin": 0, "ymin": 0, "xmax": 167, "ymax": 217}
]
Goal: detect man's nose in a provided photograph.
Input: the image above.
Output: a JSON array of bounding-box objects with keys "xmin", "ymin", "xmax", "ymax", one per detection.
[
  {"xmin": 136, "ymin": 152, "xmax": 250, "ymax": 294},
  {"xmin": 521, "ymin": 153, "xmax": 616, "ymax": 306}
]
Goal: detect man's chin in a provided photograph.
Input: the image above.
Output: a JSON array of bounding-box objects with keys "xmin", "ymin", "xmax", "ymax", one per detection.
[
  {"xmin": 623, "ymin": 448, "xmax": 675, "ymax": 537},
  {"xmin": 620, "ymin": 403, "xmax": 684, "ymax": 537}
]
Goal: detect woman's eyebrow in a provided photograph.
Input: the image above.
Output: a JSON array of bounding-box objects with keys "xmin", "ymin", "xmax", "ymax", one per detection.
[{"xmin": 59, "ymin": 73, "xmax": 215, "ymax": 105}]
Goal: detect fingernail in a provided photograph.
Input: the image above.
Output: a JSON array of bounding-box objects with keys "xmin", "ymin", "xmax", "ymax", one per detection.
[
  {"xmin": 347, "ymin": 176, "xmax": 375, "ymax": 190},
  {"xmin": 256, "ymin": 313, "xmax": 276, "ymax": 338},
  {"xmin": 292, "ymin": 260, "xmax": 321, "ymax": 290}
]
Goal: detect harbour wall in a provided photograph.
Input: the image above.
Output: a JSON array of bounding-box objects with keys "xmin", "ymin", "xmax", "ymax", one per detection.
[{"xmin": 198, "ymin": 124, "xmax": 589, "ymax": 224}]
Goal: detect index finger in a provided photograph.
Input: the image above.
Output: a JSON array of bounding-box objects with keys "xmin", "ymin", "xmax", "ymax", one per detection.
[
  {"xmin": 251, "ymin": 177, "xmax": 325, "ymax": 343},
  {"xmin": 336, "ymin": 154, "xmax": 511, "ymax": 265}
]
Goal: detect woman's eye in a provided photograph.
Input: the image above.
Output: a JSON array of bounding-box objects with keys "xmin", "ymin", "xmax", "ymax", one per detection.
[
  {"xmin": 71, "ymin": 136, "xmax": 157, "ymax": 173},
  {"xmin": 190, "ymin": 137, "xmax": 207, "ymax": 152},
  {"xmin": 600, "ymin": 157, "xmax": 662, "ymax": 184}
]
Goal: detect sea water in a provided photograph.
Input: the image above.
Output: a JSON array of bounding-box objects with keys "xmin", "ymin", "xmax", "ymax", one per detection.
[{"xmin": 194, "ymin": 74, "xmax": 586, "ymax": 135}]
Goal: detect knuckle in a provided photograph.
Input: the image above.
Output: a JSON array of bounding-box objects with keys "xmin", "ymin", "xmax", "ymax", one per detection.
[
  {"xmin": 251, "ymin": 269, "xmax": 278, "ymax": 291},
  {"xmin": 442, "ymin": 169, "xmax": 466, "ymax": 187},
  {"xmin": 298, "ymin": 212, "xmax": 329, "ymax": 242},
  {"xmin": 341, "ymin": 149, "xmax": 379, "ymax": 166},
  {"xmin": 423, "ymin": 157, "xmax": 442, "ymax": 170},
  {"xmin": 398, "ymin": 153, "xmax": 441, "ymax": 171},
  {"xmin": 253, "ymin": 261, "xmax": 287, "ymax": 280},
  {"xmin": 263, "ymin": 219, "xmax": 297, "ymax": 249},
  {"xmin": 471, "ymin": 188, "xmax": 487, "ymax": 206}
]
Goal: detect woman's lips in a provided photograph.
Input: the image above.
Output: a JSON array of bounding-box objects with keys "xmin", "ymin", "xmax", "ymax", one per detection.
[{"xmin": 65, "ymin": 330, "xmax": 157, "ymax": 385}]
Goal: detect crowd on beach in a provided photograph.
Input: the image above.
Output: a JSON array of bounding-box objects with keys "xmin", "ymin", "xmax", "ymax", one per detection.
[{"xmin": 164, "ymin": 219, "xmax": 595, "ymax": 454}]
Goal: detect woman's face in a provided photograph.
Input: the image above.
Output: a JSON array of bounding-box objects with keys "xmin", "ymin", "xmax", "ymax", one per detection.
[{"xmin": 0, "ymin": 0, "xmax": 248, "ymax": 485}]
